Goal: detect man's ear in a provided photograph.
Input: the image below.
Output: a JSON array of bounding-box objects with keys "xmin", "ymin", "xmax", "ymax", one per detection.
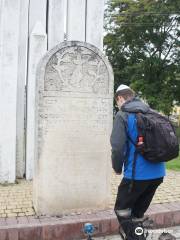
[{"xmin": 116, "ymin": 96, "xmax": 120, "ymax": 101}]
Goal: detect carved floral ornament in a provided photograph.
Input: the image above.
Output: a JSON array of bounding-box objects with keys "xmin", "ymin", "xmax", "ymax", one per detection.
[{"xmin": 44, "ymin": 46, "xmax": 109, "ymax": 94}]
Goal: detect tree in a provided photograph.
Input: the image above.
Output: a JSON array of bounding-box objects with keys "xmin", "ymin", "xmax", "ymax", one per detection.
[{"xmin": 104, "ymin": 0, "xmax": 180, "ymax": 115}]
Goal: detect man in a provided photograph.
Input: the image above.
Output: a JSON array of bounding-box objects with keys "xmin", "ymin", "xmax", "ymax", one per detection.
[{"xmin": 110, "ymin": 84, "xmax": 165, "ymax": 240}]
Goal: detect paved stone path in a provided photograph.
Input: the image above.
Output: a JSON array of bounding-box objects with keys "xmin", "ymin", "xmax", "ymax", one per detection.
[
  {"xmin": 110, "ymin": 169, "xmax": 180, "ymax": 207},
  {"xmin": 0, "ymin": 180, "xmax": 33, "ymax": 217},
  {"xmin": 0, "ymin": 169, "xmax": 179, "ymax": 217}
]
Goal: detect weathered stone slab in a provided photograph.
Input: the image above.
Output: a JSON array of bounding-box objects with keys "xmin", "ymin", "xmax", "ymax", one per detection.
[
  {"xmin": 86, "ymin": 0, "xmax": 105, "ymax": 50},
  {"xmin": 48, "ymin": 0, "xmax": 65, "ymax": 50},
  {"xmin": 26, "ymin": 22, "xmax": 47, "ymax": 180},
  {"xmin": 66, "ymin": 0, "xmax": 86, "ymax": 41},
  {"xmin": 0, "ymin": 0, "xmax": 20, "ymax": 183},
  {"xmin": 34, "ymin": 41, "xmax": 114, "ymax": 215},
  {"xmin": 28, "ymin": 0, "xmax": 47, "ymax": 35},
  {"xmin": 16, "ymin": 0, "xmax": 29, "ymax": 178}
]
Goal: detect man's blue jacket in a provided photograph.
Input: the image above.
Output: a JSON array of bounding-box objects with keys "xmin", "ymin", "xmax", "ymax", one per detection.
[{"xmin": 110, "ymin": 98, "xmax": 166, "ymax": 180}]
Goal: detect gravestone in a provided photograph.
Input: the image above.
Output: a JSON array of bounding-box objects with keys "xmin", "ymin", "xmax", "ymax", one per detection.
[{"xmin": 34, "ymin": 41, "xmax": 114, "ymax": 215}]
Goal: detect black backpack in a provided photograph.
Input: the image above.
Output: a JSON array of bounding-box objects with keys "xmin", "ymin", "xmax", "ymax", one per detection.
[
  {"xmin": 123, "ymin": 109, "xmax": 179, "ymax": 163},
  {"xmin": 121, "ymin": 107, "xmax": 179, "ymax": 193}
]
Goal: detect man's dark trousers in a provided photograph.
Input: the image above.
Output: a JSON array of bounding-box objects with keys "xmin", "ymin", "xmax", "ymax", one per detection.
[{"xmin": 114, "ymin": 177, "xmax": 164, "ymax": 240}]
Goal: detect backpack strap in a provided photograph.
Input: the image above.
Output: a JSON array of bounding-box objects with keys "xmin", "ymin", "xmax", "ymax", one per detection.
[
  {"xmin": 119, "ymin": 112, "xmax": 136, "ymax": 146},
  {"xmin": 118, "ymin": 112, "xmax": 131, "ymax": 168},
  {"xmin": 120, "ymin": 112, "xmax": 144, "ymax": 193},
  {"xmin": 136, "ymin": 113, "xmax": 146, "ymax": 139}
]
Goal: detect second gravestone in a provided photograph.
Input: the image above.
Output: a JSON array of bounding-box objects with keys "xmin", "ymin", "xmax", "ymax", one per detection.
[{"xmin": 34, "ymin": 41, "xmax": 114, "ymax": 215}]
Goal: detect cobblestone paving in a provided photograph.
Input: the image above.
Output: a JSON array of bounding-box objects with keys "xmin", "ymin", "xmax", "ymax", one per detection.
[
  {"xmin": 0, "ymin": 170, "xmax": 179, "ymax": 217},
  {"xmin": 110, "ymin": 169, "xmax": 180, "ymax": 207},
  {"xmin": 0, "ymin": 179, "xmax": 33, "ymax": 217}
]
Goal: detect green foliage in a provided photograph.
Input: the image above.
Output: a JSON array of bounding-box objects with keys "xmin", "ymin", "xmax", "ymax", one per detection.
[
  {"xmin": 166, "ymin": 155, "xmax": 180, "ymax": 171},
  {"xmin": 175, "ymin": 126, "xmax": 180, "ymax": 141},
  {"xmin": 104, "ymin": 0, "xmax": 180, "ymax": 115}
]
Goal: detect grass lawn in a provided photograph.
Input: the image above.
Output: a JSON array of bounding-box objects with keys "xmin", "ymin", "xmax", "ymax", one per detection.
[{"xmin": 166, "ymin": 154, "xmax": 180, "ymax": 171}]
